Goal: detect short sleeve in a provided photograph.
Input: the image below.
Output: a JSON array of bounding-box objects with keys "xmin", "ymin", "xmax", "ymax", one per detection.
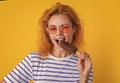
[
  {"xmin": 4, "ymin": 54, "xmax": 33, "ymax": 83},
  {"xmin": 88, "ymin": 67, "xmax": 93, "ymax": 83}
]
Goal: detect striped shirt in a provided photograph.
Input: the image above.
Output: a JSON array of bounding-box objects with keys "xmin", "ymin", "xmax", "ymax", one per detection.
[{"xmin": 4, "ymin": 52, "xmax": 93, "ymax": 83}]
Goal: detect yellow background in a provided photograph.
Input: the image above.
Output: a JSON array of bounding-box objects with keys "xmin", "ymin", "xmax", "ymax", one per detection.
[{"xmin": 0, "ymin": 0, "xmax": 120, "ymax": 83}]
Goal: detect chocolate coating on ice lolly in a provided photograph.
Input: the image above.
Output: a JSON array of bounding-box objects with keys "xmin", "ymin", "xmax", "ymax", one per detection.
[{"xmin": 60, "ymin": 41, "xmax": 77, "ymax": 53}]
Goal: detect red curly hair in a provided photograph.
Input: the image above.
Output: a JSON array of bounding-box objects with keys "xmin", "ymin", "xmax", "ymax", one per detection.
[{"xmin": 37, "ymin": 2, "xmax": 84, "ymax": 57}]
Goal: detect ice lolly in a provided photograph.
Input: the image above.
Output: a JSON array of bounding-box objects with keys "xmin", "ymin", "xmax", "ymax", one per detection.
[{"xmin": 60, "ymin": 40, "xmax": 77, "ymax": 53}]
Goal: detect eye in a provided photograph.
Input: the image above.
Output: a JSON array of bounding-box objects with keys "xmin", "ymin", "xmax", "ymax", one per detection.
[
  {"xmin": 48, "ymin": 25, "xmax": 57, "ymax": 34},
  {"xmin": 61, "ymin": 24, "xmax": 70, "ymax": 33},
  {"xmin": 48, "ymin": 25, "xmax": 56, "ymax": 30}
]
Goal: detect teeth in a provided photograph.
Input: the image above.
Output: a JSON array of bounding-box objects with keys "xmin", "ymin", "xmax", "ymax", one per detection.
[
  {"xmin": 56, "ymin": 39, "xmax": 64, "ymax": 44},
  {"xmin": 57, "ymin": 39, "xmax": 64, "ymax": 41},
  {"xmin": 56, "ymin": 38, "xmax": 65, "ymax": 41},
  {"xmin": 58, "ymin": 40, "xmax": 61, "ymax": 43},
  {"xmin": 56, "ymin": 40, "xmax": 61, "ymax": 43},
  {"xmin": 55, "ymin": 38, "xmax": 65, "ymax": 44}
]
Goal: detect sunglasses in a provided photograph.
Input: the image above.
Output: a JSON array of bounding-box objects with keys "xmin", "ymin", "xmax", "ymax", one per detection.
[{"xmin": 47, "ymin": 24, "xmax": 70, "ymax": 34}]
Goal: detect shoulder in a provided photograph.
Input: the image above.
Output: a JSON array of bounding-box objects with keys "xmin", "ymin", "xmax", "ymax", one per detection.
[
  {"xmin": 25, "ymin": 51, "xmax": 41, "ymax": 61},
  {"xmin": 28, "ymin": 51, "xmax": 40, "ymax": 57},
  {"xmin": 71, "ymin": 54, "xmax": 79, "ymax": 60}
]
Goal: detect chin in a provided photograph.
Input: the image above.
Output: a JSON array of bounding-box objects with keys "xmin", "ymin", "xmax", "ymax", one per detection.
[
  {"xmin": 58, "ymin": 47, "xmax": 64, "ymax": 51},
  {"xmin": 54, "ymin": 44, "xmax": 63, "ymax": 50}
]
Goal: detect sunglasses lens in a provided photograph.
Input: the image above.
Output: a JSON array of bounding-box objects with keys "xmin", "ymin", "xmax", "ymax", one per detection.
[
  {"xmin": 47, "ymin": 24, "xmax": 70, "ymax": 34},
  {"xmin": 62, "ymin": 25, "xmax": 69, "ymax": 33},
  {"xmin": 48, "ymin": 25, "xmax": 57, "ymax": 34}
]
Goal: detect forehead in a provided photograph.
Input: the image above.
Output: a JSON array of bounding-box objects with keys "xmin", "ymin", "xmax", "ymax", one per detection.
[{"xmin": 48, "ymin": 14, "xmax": 72, "ymax": 26}]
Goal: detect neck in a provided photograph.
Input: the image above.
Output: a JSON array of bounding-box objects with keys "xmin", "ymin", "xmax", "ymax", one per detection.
[{"xmin": 51, "ymin": 47, "xmax": 70, "ymax": 58}]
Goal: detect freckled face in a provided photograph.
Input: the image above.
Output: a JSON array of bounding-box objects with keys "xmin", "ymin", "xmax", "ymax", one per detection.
[{"xmin": 47, "ymin": 14, "xmax": 75, "ymax": 49}]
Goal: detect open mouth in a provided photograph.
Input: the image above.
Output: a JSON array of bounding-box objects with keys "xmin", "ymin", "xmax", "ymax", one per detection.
[
  {"xmin": 55, "ymin": 39, "xmax": 77, "ymax": 53},
  {"xmin": 55, "ymin": 38, "xmax": 65, "ymax": 44}
]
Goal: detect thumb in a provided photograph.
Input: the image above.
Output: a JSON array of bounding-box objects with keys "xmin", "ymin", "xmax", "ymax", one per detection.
[{"xmin": 77, "ymin": 52, "xmax": 83, "ymax": 64}]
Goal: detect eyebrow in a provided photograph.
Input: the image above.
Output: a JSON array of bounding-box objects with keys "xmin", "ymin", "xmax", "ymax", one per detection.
[{"xmin": 48, "ymin": 24, "xmax": 69, "ymax": 27}]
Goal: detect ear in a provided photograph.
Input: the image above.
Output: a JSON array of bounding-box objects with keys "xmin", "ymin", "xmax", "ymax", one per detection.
[
  {"xmin": 73, "ymin": 29, "xmax": 76, "ymax": 33},
  {"xmin": 73, "ymin": 27, "xmax": 76, "ymax": 33}
]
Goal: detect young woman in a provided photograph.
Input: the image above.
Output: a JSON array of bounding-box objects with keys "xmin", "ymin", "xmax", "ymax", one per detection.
[{"xmin": 1, "ymin": 2, "xmax": 93, "ymax": 83}]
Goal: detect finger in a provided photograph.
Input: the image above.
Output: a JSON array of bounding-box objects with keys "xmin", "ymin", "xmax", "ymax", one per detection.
[
  {"xmin": 82, "ymin": 52, "xmax": 90, "ymax": 60},
  {"xmin": 77, "ymin": 52, "xmax": 85, "ymax": 65},
  {"xmin": 83, "ymin": 52, "xmax": 92, "ymax": 66},
  {"xmin": 80, "ymin": 52, "xmax": 91, "ymax": 65},
  {"xmin": 76, "ymin": 52, "xmax": 82, "ymax": 63},
  {"xmin": 80, "ymin": 51, "xmax": 84, "ymax": 59}
]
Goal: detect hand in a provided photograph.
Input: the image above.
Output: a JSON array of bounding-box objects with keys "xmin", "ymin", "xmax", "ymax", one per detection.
[{"xmin": 77, "ymin": 52, "xmax": 92, "ymax": 77}]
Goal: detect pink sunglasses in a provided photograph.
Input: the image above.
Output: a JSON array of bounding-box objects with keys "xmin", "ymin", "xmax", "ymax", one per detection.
[{"xmin": 47, "ymin": 24, "xmax": 70, "ymax": 34}]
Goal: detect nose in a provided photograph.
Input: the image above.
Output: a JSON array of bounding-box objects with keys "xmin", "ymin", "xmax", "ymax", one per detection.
[{"xmin": 56, "ymin": 27, "xmax": 63, "ymax": 35}]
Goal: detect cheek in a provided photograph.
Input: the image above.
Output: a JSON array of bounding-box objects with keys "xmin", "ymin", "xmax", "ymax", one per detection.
[
  {"xmin": 49, "ymin": 34, "xmax": 55, "ymax": 43},
  {"xmin": 65, "ymin": 32, "xmax": 74, "ymax": 42}
]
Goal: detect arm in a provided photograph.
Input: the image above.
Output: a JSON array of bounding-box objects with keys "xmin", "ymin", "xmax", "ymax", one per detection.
[
  {"xmin": 0, "ymin": 80, "xmax": 6, "ymax": 83},
  {"xmin": 3, "ymin": 54, "xmax": 33, "ymax": 83},
  {"xmin": 79, "ymin": 73, "xmax": 89, "ymax": 83},
  {"xmin": 77, "ymin": 52, "xmax": 92, "ymax": 83}
]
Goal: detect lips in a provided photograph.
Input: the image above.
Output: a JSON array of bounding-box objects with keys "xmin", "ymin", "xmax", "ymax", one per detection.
[
  {"xmin": 55, "ymin": 38, "xmax": 65, "ymax": 44},
  {"xmin": 54, "ymin": 37, "xmax": 77, "ymax": 53}
]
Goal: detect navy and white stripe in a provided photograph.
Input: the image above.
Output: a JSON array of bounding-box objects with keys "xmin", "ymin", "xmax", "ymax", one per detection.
[{"xmin": 4, "ymin": 52, "xmax": 93, "ymax": 83}]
